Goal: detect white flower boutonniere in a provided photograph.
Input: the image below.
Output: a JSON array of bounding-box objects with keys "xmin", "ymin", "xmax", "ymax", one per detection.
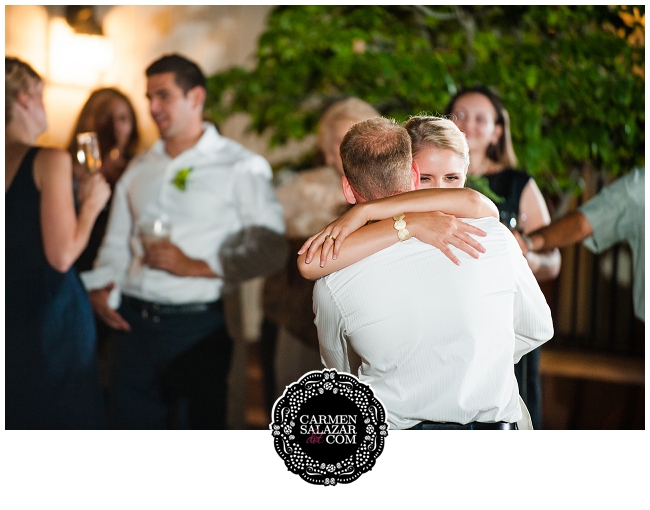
[{"xmin": 172, "ymin": 167, "xmax": 193, "ymax": 191}]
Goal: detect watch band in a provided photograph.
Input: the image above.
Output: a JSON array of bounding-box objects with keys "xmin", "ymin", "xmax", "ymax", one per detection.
[{"xmin": 393, "ymin": 214, "xmax": 411, "ymax": 241}]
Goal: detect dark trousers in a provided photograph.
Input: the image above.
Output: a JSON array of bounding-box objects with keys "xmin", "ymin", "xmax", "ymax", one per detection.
[
  {"xmin": 107, "ymin": 297, "xmax": 233, "ymax": 429},
  {"xmin": 259, "ymin": 317, "xmax": 279, "ymax": 418},
  {"xmin": 515, "ymin": 348, "xmax": 542, "ymax": 429}
]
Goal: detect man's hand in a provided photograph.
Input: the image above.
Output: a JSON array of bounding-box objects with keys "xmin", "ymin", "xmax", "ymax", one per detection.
[
  {"xmin": 143, "ymin": 240, "xmax": 217, "ymax": 277},
  {"xmin": 89, "ymin": 283, "xmax": 131, "ymax": 331}
]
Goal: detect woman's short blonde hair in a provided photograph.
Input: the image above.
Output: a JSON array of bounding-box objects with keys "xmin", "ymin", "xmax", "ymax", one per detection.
[
  {"xmin": 5, "ymin": 57, "xmax": 40, "ymax": 126},
  {"xmin": 317, "ymin": 97, "xmax": 380, "ymax": 152},
  {"xmin": 404, "ymin": 115, "xmax": 470, "ymax": 173}
]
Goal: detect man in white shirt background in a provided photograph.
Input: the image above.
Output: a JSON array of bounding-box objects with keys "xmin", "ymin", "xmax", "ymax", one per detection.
[
  {"xmin": 82, "ymin": 54, "xmax": 287, "ymax": 429},
  {"xmin": 314, "ymin": 117, "xmax": 554, "ymax": 430}
]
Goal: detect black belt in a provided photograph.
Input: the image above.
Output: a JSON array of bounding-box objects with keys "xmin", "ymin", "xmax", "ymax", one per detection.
[
  {"xmin": 124, "ymin": 296, "xmax": 220, "ymax": 318},
  {"xmin": 408, "ymin": 421, "xmax": 518, "ymax": 430}
]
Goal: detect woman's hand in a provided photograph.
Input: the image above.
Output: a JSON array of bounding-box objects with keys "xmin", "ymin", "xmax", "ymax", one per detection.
[
  {"xmin": 77, "ymin": 173, "xmax": 111, "ymax": 218},
  {"xmin": 99, "ymin": 153, "xmax": 128, "ymax": 186},
  {"xmin": 408, "ymin": 211, "xmax": 487, "ymax": 266},
  {"xmin": 298, "ymin": 203, "xmax": 370, "ymax": 266}
]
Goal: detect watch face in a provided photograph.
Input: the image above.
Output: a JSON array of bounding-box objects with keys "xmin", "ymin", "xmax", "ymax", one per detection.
[{"xmin": 397, "ymin": 228, "xmax": 410, "ymax": 241}]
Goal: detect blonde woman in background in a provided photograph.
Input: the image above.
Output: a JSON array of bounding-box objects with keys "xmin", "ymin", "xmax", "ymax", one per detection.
[{"xmin": 261, "ymin": 98, "xmax": 382, "ymax": 415}]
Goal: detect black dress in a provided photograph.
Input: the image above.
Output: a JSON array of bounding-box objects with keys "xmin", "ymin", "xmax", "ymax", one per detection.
[
  {"xmin": 5, "ymin": 147, "xmax": 105, "ymax": 429},
  {"xmin": 486, "ymin": 168, "xmax": 543, "ymax": 430}
]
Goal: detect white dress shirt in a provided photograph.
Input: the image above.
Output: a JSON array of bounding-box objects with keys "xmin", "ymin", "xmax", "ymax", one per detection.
[
  {"xmin": 314, "ymin": 217, "xmax": 554, "ymax": 430},
  {"xmin": 81, "ymin": 123, "xmax": 285, "ymax": 305}
]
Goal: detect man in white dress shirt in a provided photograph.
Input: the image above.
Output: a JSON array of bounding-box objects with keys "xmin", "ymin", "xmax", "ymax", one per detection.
[
  {"xmin": 314, "ymin": 117, "xmax": 554, "ymax": 430},
  {"xmin": 82, "ymin": 54, "xmax": 287, "ymax": 429}
]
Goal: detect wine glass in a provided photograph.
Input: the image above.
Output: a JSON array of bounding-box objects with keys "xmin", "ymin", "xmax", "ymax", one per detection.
[{"xmin": 76, "ymin": 132, "xmax": 102, "ymax": 174}]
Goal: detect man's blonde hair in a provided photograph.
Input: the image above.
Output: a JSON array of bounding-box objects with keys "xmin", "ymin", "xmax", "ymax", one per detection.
[
  {"xmin": 339, "ymin": 117, "xmax": 412, "ymax": 201},
  {"xmin": 404, "ymin": 116, "xmax": 470, "ymax": 173}
]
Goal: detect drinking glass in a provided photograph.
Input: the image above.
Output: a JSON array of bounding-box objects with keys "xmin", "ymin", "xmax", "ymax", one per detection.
[
  {"xmin": 139, "ymin": 218, "xmax": 172, "ymax": 251},
  {"xmin": 76, "ymin": 132, "xmax": 102, "ymax": 174}
]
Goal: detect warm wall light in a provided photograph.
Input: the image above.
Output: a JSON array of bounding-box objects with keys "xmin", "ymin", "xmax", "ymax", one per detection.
[{"xmin": 48, "ymin": 17, "xmax": 114, "ymax": 87}]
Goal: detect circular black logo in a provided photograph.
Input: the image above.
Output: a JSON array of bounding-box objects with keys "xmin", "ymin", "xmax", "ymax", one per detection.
[{"xmin": 270, "ymin": 369, "xmax": 388, "ymax": 486}]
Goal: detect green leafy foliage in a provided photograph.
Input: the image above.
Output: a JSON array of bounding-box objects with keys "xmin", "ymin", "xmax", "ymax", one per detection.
[
  {"xmin": 205, "ymin": 5, "xmax": 645, "ymax": 194},
  {"xmin": 465, "ymin": 175, "xmax": 505, "ymax": 204}
]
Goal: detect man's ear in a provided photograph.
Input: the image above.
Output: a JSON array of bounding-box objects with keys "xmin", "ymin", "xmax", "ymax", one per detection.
[
  {"xmin": 341, "ymin": 175, "xmax": 357, "ymax": 205},
  {"xmin": 15, "ymin": 90, "xmax": 30, "ymax": 110},
  {"xmin": 188, "ymin": 86, "xmax": 206, "ymax": 110},
  {"xmin": 411, "ymin": 160, "xmax": 421, "ymax": 190}
]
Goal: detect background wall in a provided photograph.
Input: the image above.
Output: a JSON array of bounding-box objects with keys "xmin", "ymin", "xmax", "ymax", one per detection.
[{"xmin": 5, "ymin": 5, "xmax": 312, "ymax": 165}]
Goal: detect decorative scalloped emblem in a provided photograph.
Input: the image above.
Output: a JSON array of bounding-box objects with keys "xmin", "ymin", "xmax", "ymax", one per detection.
[{"xmin": 270, "ymin": 369, "xmax": 388, "ymax": 486}]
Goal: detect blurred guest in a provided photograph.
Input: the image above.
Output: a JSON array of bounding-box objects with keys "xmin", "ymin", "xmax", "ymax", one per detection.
[
  {"xmin": 445, "ymin": 86, "xmax": 560, "ymax": 429},
  {"xmin": 68, "ymin": 88, "xmax": 140, "ymax": 272},
  {"xmin": 5, "ymin": 57, "xmax": 111, "ymax": 429},
  {"xmin": 81, "ymin": 54, "xmax": 286, "ymax": 429},
  {"xmin": 523, "ymin": 167, "xmax": 644, "ymax": 322},
  {"xmin": 67, "ymin": 88, "xmax": 140, "ymax": 392},
  {"xmin": 261, "ymin": 98, "xmax": 380, "ymax": 413}
]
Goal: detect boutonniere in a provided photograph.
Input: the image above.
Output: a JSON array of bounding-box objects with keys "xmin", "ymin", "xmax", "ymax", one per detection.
[{"xmin": 172, "ymin": 167, "xmax": 193, "ymax": 191}]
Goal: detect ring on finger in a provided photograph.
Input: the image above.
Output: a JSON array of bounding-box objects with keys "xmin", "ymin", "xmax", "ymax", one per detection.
[{"xmin": 325, "ymin": 234, "xmax": 336, "ymax": 241}]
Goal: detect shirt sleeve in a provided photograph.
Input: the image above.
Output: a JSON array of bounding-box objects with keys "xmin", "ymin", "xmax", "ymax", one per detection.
[
  {"xmin": 508, "ymin": 233, "xmax": 555, "ymax": 363},
  {"xmin": 80, "ymin": 175, "xmax": 132, "ymax": 297},
  {"xmin": 218, "ymin": 156, "xmax": 288, "ymax": 283},
  {"xmin": 313, "ymin": 279, "xmax": 350, "ymax": 372},
  {"xmin": 580, "ymin": 168, "xmax": 643, "ymax": 254}
]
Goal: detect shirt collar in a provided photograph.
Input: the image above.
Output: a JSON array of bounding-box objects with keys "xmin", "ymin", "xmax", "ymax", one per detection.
[{"xmin": 150, "ymin": 122, "xmax": 225, "ymax": 159}]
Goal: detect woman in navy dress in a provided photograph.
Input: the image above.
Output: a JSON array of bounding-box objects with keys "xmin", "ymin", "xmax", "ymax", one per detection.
[
  {"xmin": 5, "ymin": 57, "xmax": 111, "ymax": 429},
  {"xmin": 445, "ymin": 87, "xmax": 561, "ymax": 429}
]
